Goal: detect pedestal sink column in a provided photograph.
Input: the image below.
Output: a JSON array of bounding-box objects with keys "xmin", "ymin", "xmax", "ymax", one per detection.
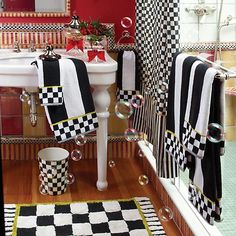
[{"xmin": 92, "ymin": 84, "xmax": 111, "ymax": 191}]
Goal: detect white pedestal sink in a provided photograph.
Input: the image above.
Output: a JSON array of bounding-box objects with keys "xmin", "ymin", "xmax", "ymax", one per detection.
[{"xmin": 0, "ymin": 49, "xmax": 117, "ymax": 191}]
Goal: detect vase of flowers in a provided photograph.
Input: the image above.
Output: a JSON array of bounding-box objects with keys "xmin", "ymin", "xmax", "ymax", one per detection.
[{"xmin": 64, "ymin": 16, "xmax": 111, "ymax": 51}]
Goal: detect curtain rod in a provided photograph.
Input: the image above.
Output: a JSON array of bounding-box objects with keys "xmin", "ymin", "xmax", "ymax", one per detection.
[{"xmin": 197, "ymin": 56, "xmax": 236, "ymax": 80}]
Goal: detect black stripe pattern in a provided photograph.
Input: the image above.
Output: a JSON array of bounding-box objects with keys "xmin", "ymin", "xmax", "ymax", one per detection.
[
  {"xmin": 36, "ymin": 58, "xmax": 98, "ymax": 143},
  {"xmin": 165, "ymin": 53, "xmax": 223, "ymax": 224}
]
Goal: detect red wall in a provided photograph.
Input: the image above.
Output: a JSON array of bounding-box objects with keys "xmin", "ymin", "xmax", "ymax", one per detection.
[
  {"xmin": 4, "ymin": 0, "xmax": 35, "ymax": 11},
  {"xmin": 0, "ymin": 0, "xmax": 135, "ymax": 41}
]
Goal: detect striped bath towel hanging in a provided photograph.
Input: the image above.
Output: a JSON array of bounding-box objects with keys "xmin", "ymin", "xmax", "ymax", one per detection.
[
  {"xmin": 116, "ymin": 50, "xmax": 140, "ymax": 103},
  {"xmin": 165, "ymin": 52, "xmax": 224, "ymax": 224},
  {"xmin": 35, "ymin": 58, "xmax": 99, "ymax": 143},
  {"xmin": 165, "ymin": 53, "xmax": 199, "ymax": 171},
  {"xmin": 184, "ymin": 60, "xmax": 224, "ymax": 225}
]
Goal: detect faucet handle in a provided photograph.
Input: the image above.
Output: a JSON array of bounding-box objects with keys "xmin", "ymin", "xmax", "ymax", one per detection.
[
  {"xmin": 13, "ymin": 41, "xmax": 21, "ymax": 53},
  {"xmin": 29, "ymin": 40, "xmax": 36, "ymax": 52}
]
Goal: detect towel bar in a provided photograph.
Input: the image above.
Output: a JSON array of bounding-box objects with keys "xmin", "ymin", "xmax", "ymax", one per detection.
[{"xmin": 197, "ymin": 56, "xmax": 236, "ymax": 80}]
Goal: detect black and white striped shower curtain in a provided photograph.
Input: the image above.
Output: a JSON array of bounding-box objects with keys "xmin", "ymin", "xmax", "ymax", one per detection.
[{"xmin": 133, "ymin": 0, "xmax": 180, "ymax": 178}]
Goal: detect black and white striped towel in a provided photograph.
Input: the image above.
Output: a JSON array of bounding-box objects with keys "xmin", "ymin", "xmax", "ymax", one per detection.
[
  {"xmin": 165, "ymin": 53, "xmax": 224, "ymax": 224},
  {"xmin": 35, "ymin": 58, "xmax": 99, "ymax": 143},
  {"xmin": 117, "ymin": 50, "xmax": 140, "ymax": 103},
  {"xmin": 165, "ymin": 53, "xmax": 199, "ymax": 170},
  {"xmin": 182, "ymin": 60, "xmax": 218, "ymax": 159},
  {"xmin": 37, "ymin": 60, "xmax": 64, "ymax": 106}
]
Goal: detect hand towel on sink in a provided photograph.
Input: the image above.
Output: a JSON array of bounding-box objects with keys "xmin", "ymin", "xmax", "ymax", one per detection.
[
  {"xmin": 116, "ymin": 50, "xmax": 140, "ymax": 103},
  {"xmin": 36, "ymin": 60, "xmax": 64, "ymax": 106},
  {"xmin": 35, "ymin": 58, "xmax": 99, "ymax": 143}
]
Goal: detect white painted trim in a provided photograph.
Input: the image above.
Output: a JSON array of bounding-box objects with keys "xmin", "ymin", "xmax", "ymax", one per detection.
[{"xmin": 138, "ymin": 140, "xmax": 222, "ymax": 236}]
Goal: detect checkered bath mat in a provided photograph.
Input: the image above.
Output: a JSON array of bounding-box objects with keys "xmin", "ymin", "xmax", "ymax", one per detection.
[{"xmin": 4, "ymin": 197, "xmax": 166, "ymax": 236}]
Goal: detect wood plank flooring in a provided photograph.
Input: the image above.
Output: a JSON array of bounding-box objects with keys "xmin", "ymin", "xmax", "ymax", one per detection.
[{"xmin": 2, "ymin": 158, "xmax": 182, "ymax": 236}]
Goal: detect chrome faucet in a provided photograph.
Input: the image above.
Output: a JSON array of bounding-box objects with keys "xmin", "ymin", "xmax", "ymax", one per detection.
[
  {"xmin": 28, "ymin": 40, "xmax": 36, "ymax": 52},
  {"xmin": 13, "ymin": 41, "xmax": 21, "ymax": 53}
]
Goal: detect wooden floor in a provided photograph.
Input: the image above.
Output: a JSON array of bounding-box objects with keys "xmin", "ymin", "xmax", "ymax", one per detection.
[{"xmin": 2, "ymin": 158, "xmax": 182, "ymax": 236}]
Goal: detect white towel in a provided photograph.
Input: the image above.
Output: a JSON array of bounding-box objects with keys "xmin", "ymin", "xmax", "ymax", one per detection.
[
  {"xmin": 35, "ymin": 58, "xmax": 99, "ymax": 143},
  {"xmin": 116, "ymin": 50, "xmax": 140, "ymax": 102}
]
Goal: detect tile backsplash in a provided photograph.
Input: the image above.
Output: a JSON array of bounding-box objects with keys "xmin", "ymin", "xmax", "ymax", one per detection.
[{"xmin": 180, "ymin": 0, "xmax": 236, "ymax": 43}]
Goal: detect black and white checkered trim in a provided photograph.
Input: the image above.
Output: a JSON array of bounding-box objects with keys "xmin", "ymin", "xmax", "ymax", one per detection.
[
  {"xmin": 183, "ymin": 121, "xmax": 206, "ymax": 159},
  {"xmin": 4, "ymin": 204, "xmax": 16, "ymax": 236},
  {"xmin": 165, "ymin": 131, "xmax": 187, "ymax": 171},
  {"xmin": 39, "ymin": 158, "xmax": 68, "ymax": 195},
  {"xmin": 188, "ymin": 184, "xmax": 215, "ymax": 225},
  {"xmin": 0, "ymin": 23, "xmax": 64, "ymax": 31},
  {"xmin": 39, "ymin": 86, "xmax": 63, "ymax": 106},
  {"xmin": 117, "ymin": 89, "xmax": 139, "ymax": 103},
  {"xmin": 136, "ymin": 197, "xmax": 166, "ymax": 235},
  {"xmin": 52, "ymin": 112, "xmax": 98, "ymax": 143},
  {"xmin": 7, "ymin": 198, "xmax": 166, "ymax": 236}
]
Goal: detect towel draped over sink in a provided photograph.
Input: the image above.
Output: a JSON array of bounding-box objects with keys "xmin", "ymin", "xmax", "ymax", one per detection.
[{"xmin": 33, "ymin": 58, "xmax": 99, "ymax": 143}]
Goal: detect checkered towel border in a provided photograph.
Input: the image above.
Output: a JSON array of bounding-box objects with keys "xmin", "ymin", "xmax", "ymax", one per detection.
[
  {"xmin": 52, "ymin": 112, "xmax": 99, "ymax": 143},
  {"xmin": 4, "ymin": 197, "xmax": 166, "ymax": 236},
  {"xmin": 39, "ymin": 86, "xmax": 63, "ymax": 106},
  {"xmin": 182, "ymin": 121, "xmax": 206, "ymax": 159},
  {"xmin": 4, "ymin": 204, "xmax": 16, "ymax": 236},
  {"xmin": 165, "ymin": 131, "xmax": 187, "ymax": 171},
  {"xmin": 39, "ymin": 158, "xmax": 68, "ymax": 195},
  {"xmin": 188, "ymin": 184, "xmax": 216, "ymax": 225},
  {"xmin": 117, "ymin": 89, "xmax": 139, "ymax": 103}
]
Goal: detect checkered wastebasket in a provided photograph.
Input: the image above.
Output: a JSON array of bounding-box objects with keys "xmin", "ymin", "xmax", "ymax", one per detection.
[{"xmin": 38, "ymin": 147, "xmax": 75, "ymax": 195}]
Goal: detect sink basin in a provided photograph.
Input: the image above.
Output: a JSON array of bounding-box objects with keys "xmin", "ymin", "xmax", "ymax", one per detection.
[{"xmin": 0, "ymin": 49, "xmax": 117, "ymax": 88}]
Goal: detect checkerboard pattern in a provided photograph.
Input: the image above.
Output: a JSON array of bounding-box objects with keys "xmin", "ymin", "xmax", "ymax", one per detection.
[
  {"xmin": 188, "ymin": 184, "xmax": 215, "ymax": 225},
  {"xmin": 165, "ymin": 131, "xmax": 187, "ymax": 171},
  {"xmin": 39, "ymin": 158, "xmax": 68, "ymax": 195},
  {"xmin": 135, "ymin": 0, "xmax": 179, "ymax": 114},
  {"xmin": 52, "ymin": 112, "xmax": 99, "ymax": 143},
  {"xmin": 5, "ymin": 197, "xmax": 166, "ymax": 236},
  {"xmin": 182, "ymin": 121, "xmax": 206, "ymax": 159},
  {"xmin": 117, "ymin": 89, "xmax": 138, "ymax": 103},
  {"xmin": 39, "ymin": 86, "xmax": 63, "ymax": 106}
]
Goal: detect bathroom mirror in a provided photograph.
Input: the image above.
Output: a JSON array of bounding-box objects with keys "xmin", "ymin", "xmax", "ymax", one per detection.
[{"xmin": 0, "ymin": 0, "xmax": 70, "ymax": 17}]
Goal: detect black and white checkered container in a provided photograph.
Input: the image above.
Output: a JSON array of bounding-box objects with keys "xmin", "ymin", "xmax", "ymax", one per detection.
[{"xmin": 38, "ymin": 147, "xmax": 73, "ymax": 196}]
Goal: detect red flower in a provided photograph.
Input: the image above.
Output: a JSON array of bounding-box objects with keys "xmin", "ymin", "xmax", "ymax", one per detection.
[{"xmin": 80, "ymin": 27, "xmax": 87, "ymax": 35}]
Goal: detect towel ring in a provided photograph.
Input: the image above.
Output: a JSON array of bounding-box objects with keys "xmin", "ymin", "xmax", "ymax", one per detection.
[{"xmin": 117, "ymin": 30, "xmax": 135, "ymax": 44}]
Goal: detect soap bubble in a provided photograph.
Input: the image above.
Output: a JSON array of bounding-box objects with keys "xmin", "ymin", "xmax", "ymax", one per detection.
[
  {"xmin": 108, "ymin": 160, "xmax": 116, "ymax": 168},
  {"xmin": 138, "ymin": 149, "xmax": 144, "ymax": 157},
  {"xmin": 138, "ymin": 175, "xmax": 149, "ymax": 185},
  {"xmin": 158, "ymin": 82, "xmax": 168, "ymax": 94},
  {"xmin": 74, "ymin": 134, "xmax": 87, "ymax": 146},
  {"xmin": 144, "ymin": 87, "xmax": 151, "ymax": 95},
  {"xmin": 66, "ymin": 173, "xmax": 75, "ymax": 185},
  {"xmin": 19, "ymin": 90, "xmax": 30, "ymax": 102},
  {"xmin": 207, "ymin": 123, "xmax": 224, "ymax": 143},
  {"xmin": 115, "ymin": 101, "xmax": 133, "ymax": 119},
  {"xmin": 38, "ymin": 173, "xmax": 47, "ymax": 182},
  {"xmin": 124, "ymin": 128, "xmax": 139, "ymax": 142},
  {"xmin": 39, "ymin": 185, "xmax": 47, "ymax": 195},
  {"xmin": 46, "ymin": 167, "xmax": 57, "ymax": 178},
  {"xmin": 131, "ymin": 94, "xmax": 145, "ymax": 108},
  {"xmin": 121, "ymin": 17, "xmax": 133, "ymax": 29},
  {"xmin": 71, "ymin": 149, "xmax": 82, "ymax": 161},
  {"xmin": 158, "ymin": 206, "xmax": 174, "ymax": 222}
]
